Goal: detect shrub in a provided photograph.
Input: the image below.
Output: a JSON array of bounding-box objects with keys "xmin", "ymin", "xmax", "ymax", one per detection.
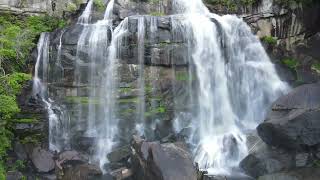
[
  {"xmin": 282, "ymin": 58, "xmax": 299, "ymax": 69},
  {"xmin": 262, "ymin": 36, "xmax": 277, "ymax": 46}
]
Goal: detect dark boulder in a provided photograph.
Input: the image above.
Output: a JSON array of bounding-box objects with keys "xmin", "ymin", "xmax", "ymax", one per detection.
[
  {"xmin": 107, "ymin": 145, "xmax": 131, "ymax": 163},
  {"xmin": 257, "ymin": 167, "xmax": 320, "ymax": 180},
  {"xmin": 131, "ymin": 136, "xmax": 197, "ymax": 180},
  {"xmin": 61, "ymin": 163, "xmax": 103, "ymax": 180},
  {"xmin": 257, "ymin": 83, "xmax": 320, "ymax": 150},
  {"xmin": 31, "ymin": 147, "xmax": 55, "ymax": 173}
]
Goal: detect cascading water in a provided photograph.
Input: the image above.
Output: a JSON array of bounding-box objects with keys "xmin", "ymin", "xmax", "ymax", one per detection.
[
  {"xmin": 33, "ymin": 33, "xmax": 67, "ymax": 152},
  {"xmin": 33, "ymin": 0, "xmax": 290, "ymax": 176},
  {"xmin": 171, "ymin": 0, "xmax": 289, "ymax": 175},
  {"xmin": 135, "ymin": 16, "xmax": 146, "ymax": 135},
  {"xmin": 78, "ymin": 0, "xmax": 93, "ymax": 24}
]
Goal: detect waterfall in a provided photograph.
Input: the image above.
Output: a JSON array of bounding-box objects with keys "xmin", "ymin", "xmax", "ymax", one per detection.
[
  {"xmin": 33, "ymin": 33, "xmax": 68, "ymax": 152},
  {"xmin": 78, "ymin": 0, "xmax": 93, "ymax": 24},
  {"xmin": 33, "ymin": 0, "xmax": 290, "ymax": 176},
  {"xmin": 136, "ymin": 17, "xmax": 146, "ymax": 135},
  {"xmin": 172, "ymin": 0, "xmax": 289, "ymax": 175}
]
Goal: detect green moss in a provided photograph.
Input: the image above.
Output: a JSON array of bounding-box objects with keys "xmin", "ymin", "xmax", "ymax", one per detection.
[
  {"xmin": 20, "ymin": 134, "xmax": 42, "ymax": 145},
  {"xmin": 311, "ymin": 63, "xmax": 320, "ymax": 73},
  {"xmin": 65, "ymin": 96, "xmax": 101, "ymax": 105},
  {"xmin": 150, "ymin": 12, "xmax": 165, "ymax": 16},
  {"xmin": 11, "ymin": 118, "xmax": 38, "ymax": 124},
  {"xmin": 261, "ymin": 36, "xmax": 277, "ymax": 46},
  {"xmin": 119, "ymin": 87, "xmax": 133, "ymax": 93},
  {"xmin": 118, "ymin": 97, "xmax": 139, "ymax": 104},
  {"xmin": 282, "ymin": 58, "xmax": 299, "ymax": 69},
  {"xmin": 175, "ymin": 71, "xmax": 190, "ymax": 81}
]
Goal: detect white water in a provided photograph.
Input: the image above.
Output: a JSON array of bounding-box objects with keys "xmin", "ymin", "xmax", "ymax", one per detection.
[
  {"xmin": 78, "ymin": 0, "xmax": 93, "ymax": 24},
  {"xmin": 96, "ymin": 17, "xmax": 129, "ymax": 170},
  {"xmin": 33, "ymin": 33, "xmax": 66, "ymax": 152},
  {"xmin": 172, "ymin": 0, "xmax": 289, "ymax": 175},
  {"xmin": 136, "ymin": 16, "xmax": 146, "ymax": 135}
]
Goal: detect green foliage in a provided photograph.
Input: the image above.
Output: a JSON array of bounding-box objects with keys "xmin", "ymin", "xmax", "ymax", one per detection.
[
  {"xmin": 0, "ymin": 95, "xmax": 19, "ymax": 121},
  {"xmin": 9, "ymin": 160, "xmax": 26, "ymax": 171},
  {"xmin": 93, "ymin": 0, "xmax": 106, "ymax": 12},
  {"xmin": 262, "ymin": 36, "xmax": 277, "ymax": 46},
  {"xmin": 0, "ymin": 73, "xmax": 31, "ymax": 96},
  {"xmin": 282, "ymin": 58, "xmax": 299, "ymax": 69},
  {"xmin": 0, "ymin": 14, "xmax": 66, "ymax": 73}
]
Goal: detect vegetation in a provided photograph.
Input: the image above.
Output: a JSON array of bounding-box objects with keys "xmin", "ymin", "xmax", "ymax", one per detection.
[
  {"xmin": 261, "ymin": 36, "xmax": 277, "ymax": 46},
  {"xmin": 93, "ymin": 0, "xmax": 106, "ymax": 12},
  {"xmin": 0, "ymin": 14, "xmax": 66, "ymax": 73},
  {"xmin": 0, "ymin": 13, "xmax": 65, "ymax": 178},
  {"xmin": 282, "ymin": 58, "xmax": 299, "ymax": 69}
]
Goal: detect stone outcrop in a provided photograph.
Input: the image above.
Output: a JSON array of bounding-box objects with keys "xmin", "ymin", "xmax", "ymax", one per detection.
[
  {"xmin": 131, "ymin": 136, "xmax": 197, "ymax": 180},
  {"xmin": 0, "ymin": 0, "xmax": 87, "ymax": 16},
  {"xmin": 257, "ymin": 83, "xmax": 320, "ymax": 150},
  {"xmin": 31, "ymin": 147, "xmax": 55, "ymax": 173},
  {"xmin": 241, "ymin": 83, "xmax": 320, "ymax": 179}
]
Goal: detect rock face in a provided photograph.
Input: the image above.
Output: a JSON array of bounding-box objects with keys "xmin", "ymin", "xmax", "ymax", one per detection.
[
  {"xmin": 258, "ymin": 168, "xmax": 320, "ymax": 180},
  {"xmin": 131, "ymin": 136, "xmax": 197, "ymax": 180},
  {"xmin": 257, "ymin": 83, "xmax": 320, "ymax": 150},
  {"xmin": 0, "ymin": 0, "xmax": 86, "ymax": 16},
  {"xmin": 241, "ymin": 84, "xmax": 320, "ymax": 179}
]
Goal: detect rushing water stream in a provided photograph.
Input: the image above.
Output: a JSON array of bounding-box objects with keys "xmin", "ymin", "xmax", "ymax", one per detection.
[{"xmin": 32, "ymin": 0, "xmax": 289, "ymax": 176}]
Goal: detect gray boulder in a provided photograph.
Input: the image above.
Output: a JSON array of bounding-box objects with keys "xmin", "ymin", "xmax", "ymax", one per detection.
[
  {"xmin": 257, "ymin": 83, "xmax": 320, "ymax": 150},
  {"xmin": 258, "ymin": 168, "xmax": 320, "ymax": 180},
  {"xmin": 131, "ymin": 136, "xmax": 197, "ymax": 180},
  {"xmin": 31, "ymin": 147, "xmax": 55, "ymax": 173}
]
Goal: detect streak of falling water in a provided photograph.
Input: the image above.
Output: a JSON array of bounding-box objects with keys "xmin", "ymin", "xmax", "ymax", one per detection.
[
  {"xmin": 33, "ymin": 33, "xmax": 65, "ymax": 152},
  {"xmin": 135, "ymin": 16, "xmax": 146, "ymax": 135},
  {"xmin": 78, "ymin": 0, "xmax": 93, "ymax": 24},
  {"xmin": 172, "ymin": 0, "xmax": 289, "ymax": 175},
  {"xmin": 86, "ymin": 0, "xmax": 115, "ymax": 136},
  {"xmin": 96, "ymin": 17, "xmax": 129, "ymax": 170}
]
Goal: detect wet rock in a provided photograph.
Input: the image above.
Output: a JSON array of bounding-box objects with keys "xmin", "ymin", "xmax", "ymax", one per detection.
[
  {"xmin": 107, "ymin": 145, "xmax": 131, "ymax": 163},
  {"xmin": 62, "ymin": 163, "xmax": 103, "ymax": 180},
  {"xmin": 13, "ymin": 141, "xmax": 27, "ymax": 161},
  {"xmin": 56, "ymin": 150, "xmax": 88, "ymax": 169},
  {"xmin": 6, "ymin": 171, "xmax": 23, "ymax": 180},
  {"xmin": 295, "ymin": 153, "xmax": 309, "ymax": 167},
  {"xmin": 240, "ymin": 141, "xmax": 295, "ymax": 178},
  {"xmin": 109, "ymin": 167, "xmax": 133, "ymax": 180},
  {"xmin": 257, "ymin": 83, "xmax": 320, "ymax": 150},
  {"xmin": 257, "ymin": 167, "xmax": 320, "ymax": 180},
  {"xmin": 31, "ymin": 147, "xmax": 55, "ymax": 173},
  {"xmin": 131, "ymin": 136, "xmax": 197, "ymax": 180}
]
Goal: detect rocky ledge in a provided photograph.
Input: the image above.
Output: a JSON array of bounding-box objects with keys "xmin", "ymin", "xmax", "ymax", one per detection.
[{"xmin": 241, "ymin": 83, "xmax": 320, "ymax": 180}]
